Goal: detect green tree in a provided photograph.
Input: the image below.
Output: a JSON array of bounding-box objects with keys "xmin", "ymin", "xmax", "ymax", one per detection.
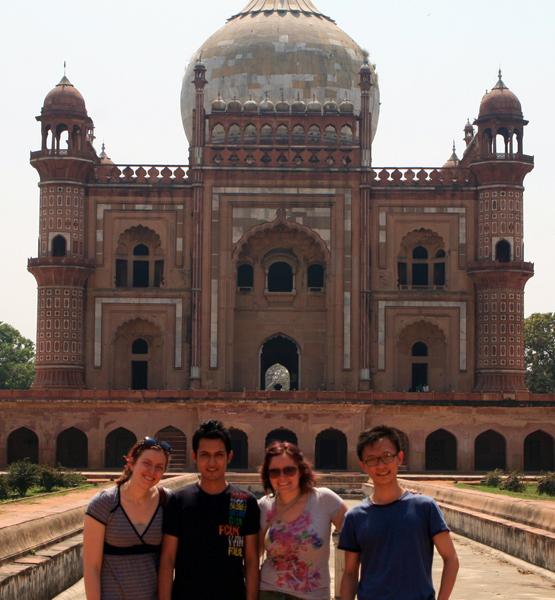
[
  {"xmin": 0, "ymin": 321, "xmax": 35, "ymax": 389},
  {"xmin": 524, "ymin": 312, "xmax": 555, "ymax": 393}
]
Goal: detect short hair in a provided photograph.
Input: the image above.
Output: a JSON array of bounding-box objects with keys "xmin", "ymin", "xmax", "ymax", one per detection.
[
  {"xmin": 356, "ymin": 425, "xmax": 402, "ymax": 460},
  {"xmin": 261, "ymin": 441, "xmax": 315, "ymax": 495},
  {"xmin": 192, "ymin": 420, "xmax": 232, "ymax": 454}
]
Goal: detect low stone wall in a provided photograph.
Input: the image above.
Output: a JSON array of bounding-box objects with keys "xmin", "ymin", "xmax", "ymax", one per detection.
[
  {"xmin": 362, "ymin": 480, "xmax": 555, "ymax": 571},
  {"xmin": 0, "ymin": 474, "xmax": 197, "ymax": 600}
]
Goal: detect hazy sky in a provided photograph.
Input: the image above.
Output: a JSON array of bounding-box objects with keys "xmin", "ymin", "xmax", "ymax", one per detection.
[{"xmin": 1, "ymin": 0, "xmax": 553, "ymax": 341}]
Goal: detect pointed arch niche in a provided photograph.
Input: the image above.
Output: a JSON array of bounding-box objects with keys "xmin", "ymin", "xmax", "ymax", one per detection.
[
  {"xmin": 397, "ymin": 321, "xmax": 447, "ymax": 392},
  {"xmin": 112, "ymin": 318, "xmax": 164, "ymax": 389},
  {"xmin": 231, "ymin": 215, "xmax": 330, "ymax": 391}
]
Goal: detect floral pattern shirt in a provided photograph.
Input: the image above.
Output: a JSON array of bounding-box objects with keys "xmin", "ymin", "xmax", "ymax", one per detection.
[{"xmin": 259, "ymin": 487, "xmax": 344, "ymax": 600}]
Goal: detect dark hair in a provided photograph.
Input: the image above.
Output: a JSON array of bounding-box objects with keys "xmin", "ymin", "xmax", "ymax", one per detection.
[
  {"xmin": 115, "ymin": 439, "xmax": 170, "ymax": 485},
  {"xmin": 356, "ymin": 425, "xmax": 402, "ymax": 460},
  {"xmin": 192, "ymin": 420, "xmax": 232, "ymax": 454},
  {"xmin": 261, "ymin": 441, "xmax": 315, "ymax": 495}
]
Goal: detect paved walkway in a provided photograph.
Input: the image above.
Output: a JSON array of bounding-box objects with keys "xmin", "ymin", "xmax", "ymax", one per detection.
[
  {"xmin": 3, "ymin": 486, "xmax": 553, "ymax": 599},
  {"xmin": 54, "ymin": 533, "xmax": 555, "ymax": 599}
]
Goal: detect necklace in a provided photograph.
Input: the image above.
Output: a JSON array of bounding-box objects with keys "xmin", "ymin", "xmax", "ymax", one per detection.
[{"xmin": 276, "ymin": 491, "xmax": 303, "ymax": 512}]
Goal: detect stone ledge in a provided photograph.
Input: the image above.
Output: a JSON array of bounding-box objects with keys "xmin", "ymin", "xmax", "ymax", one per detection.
[{"xmin": 362, "ymin": 480, "xmax": 555, "ymax": 571}]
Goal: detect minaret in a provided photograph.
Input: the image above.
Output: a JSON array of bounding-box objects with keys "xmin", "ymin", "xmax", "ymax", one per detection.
[
  {"xmin": 189, "ymin": 59, "xmax": 207, "ymax": 386},
  {"xmin": 468, "ymin": 72, "xmax": 534, "ymax": 392},
  {"xmin": 27, "ymin": 73, "xmax": 95, "ymax": 388}
]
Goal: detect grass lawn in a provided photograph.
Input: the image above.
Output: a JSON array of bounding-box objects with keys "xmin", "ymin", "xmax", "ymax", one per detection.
[
  {"xmin": 455, "ymin": 482, "xmax": 555, "ymax": 501},
  {"xmin": 0, "ymin": 483, "xmax": 94, "ymax": 504}
]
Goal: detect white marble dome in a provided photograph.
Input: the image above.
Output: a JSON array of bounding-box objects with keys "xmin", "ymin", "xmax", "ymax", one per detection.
[{"xmin": 181, "ymin": 0, "xmax": 380, "ymax": 143}]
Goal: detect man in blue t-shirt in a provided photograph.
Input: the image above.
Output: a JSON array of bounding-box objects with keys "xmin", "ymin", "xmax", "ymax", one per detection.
[{"xmin": 339, "ymin": 425, "xmax": 459, "ymax": 600}]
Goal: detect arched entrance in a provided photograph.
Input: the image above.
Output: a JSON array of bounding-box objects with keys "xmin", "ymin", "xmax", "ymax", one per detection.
[
  {"xmin": 315, "ymin": 428, "xmax": 347, "ymax": 470},
  {"xmin": 426, "ymin": 429, "xmax": 457, "ymax": 471},
  {"xmin": 155, "ymin": 426, "xmax": 186, "ymax": 472},
  {"xmin": 260, "ymin": 335, "xmax": 299, "ymax": 390},
  {"xmin": 265, "ymin": 428, "xmax": 298, "ymax": 448},
  {"xmin": 56, "ymin": 427, "xmax": 88, "ymax": 468},
  {"xmin": 228, "ymin": 428, "xmax": 249, "ymax": 470},
  {"xmin": 475, "ymin": 430, "xmax": 506, "ymax": 471},
  {"xmin": 7, "ymin": 427, "xmax": 39, "ymax": 464},
  {"xmin": 105, "ymin": 427, "xmax": 137, "ymax": 468},
  {"xmin": 524, "ymin": 430, "xmax": 554, "ymax": 471}
]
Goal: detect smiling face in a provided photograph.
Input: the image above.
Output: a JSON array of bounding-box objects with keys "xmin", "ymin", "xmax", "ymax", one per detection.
[
  {"xmin": 129, "ymin": 448, "xmax": 167, "ymax": 490},
  {"xmin": 267, "ymin": 453, "xmax": 301, "ymax": 496},
  {"xmin": 359, "ymin": 437, "xmax": 404, "ymax": 488},
  {"xmin": 193, "ymin": 437, "xmax": 232, "ymax": 486}
]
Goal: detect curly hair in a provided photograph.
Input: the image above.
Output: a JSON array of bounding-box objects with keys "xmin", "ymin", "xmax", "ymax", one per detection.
[
  {"xmin": 261, "ymin": 441, "xmax": 316, "ymax": 495},
  {"xmin": 115, "ymin": 439, "xmax": 170, "ymax": 485}
]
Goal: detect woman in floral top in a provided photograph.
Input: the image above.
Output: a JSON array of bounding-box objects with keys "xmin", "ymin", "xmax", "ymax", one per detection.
[{"xmin": 258, "ymin": 441, "xmax": 347, "ymax": 600}]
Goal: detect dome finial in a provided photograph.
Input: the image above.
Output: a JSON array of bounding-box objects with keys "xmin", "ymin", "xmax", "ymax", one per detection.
[
  {"xmin": 493, "ymin": 68, "xmax": 507, "ymax": 90},
  {"xmin": 57, "ymin": 61, "xmax": 73, "ymax": 87}
]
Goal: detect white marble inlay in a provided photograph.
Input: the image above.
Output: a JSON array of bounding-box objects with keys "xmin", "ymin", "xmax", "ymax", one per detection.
[
  {"xmin": 210, "ymin": 279, "xmax": 218, "ymax": 368},
  {"xmin": 377, "ymin": 300, "xmax": 467, "ymax": 371},
  {"xmin": 344, "ymin": 292, "xmax": 351, "ymax": 369},
  {"xmin": 94, "ymin": 297, "xmax": 183, "ymax": 368}
]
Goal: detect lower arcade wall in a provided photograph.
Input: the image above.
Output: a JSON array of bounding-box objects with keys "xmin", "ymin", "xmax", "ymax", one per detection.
[{"xmin": 1, "ymin": 391, "xmax": 553, "ymax": 472}]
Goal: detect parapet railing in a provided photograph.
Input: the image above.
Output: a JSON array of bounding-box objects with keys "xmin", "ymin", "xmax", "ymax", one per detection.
[
  {"xmin": 95, "ymin": 164, "xmax": 189, "ymax": 184},
  {"xmin": 363, "ymin": 167, "xmax": 474, "ymax": 186},
  {"xmin": 94, "ymin": 164, "xmax": 475, "ymax": 186}
]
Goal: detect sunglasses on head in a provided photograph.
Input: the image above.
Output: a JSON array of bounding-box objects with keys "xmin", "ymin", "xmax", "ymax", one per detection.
[
  {"xmin": 142, "ymin": 436, "xmax": 173, "ymax": 453},
  {"xmin": 268, "ymin": 465, "xmax": 298, "ymax": 478}
]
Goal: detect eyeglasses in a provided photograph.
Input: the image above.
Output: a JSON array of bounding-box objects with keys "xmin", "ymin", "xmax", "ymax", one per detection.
[
  {"xmin": 142, "ymin": 436, "xmax": 173, "ymax": 453},
  {"xmin": 268, "ymin": 466, "xmax": 298, "ymax": 478},
  {"xmin": 362, "ymin": 452, "xmax": 398, "ymax": 467}
]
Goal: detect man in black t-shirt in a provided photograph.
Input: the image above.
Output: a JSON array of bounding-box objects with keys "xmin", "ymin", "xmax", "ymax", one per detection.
[{"xmin": 158, "ymin": 421, "xmax": 260, "ymax": 600}]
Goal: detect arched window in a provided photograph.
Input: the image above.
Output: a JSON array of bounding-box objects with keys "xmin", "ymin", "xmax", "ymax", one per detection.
[
  {"xmin": 244, "ymin": 124, "xmax": 257, "ymax": 145},
  {"xmin": 228, "ymin": 428, "xmax": 249, "ymax": 469},
  {"xmin": 433, "ymin": 249, "xmax": 446, "ymax": 286},
  {"xmin": 228, "ymin": 124, "xmax": 241, "ymax": 144},
  {"xmin": 475, "ymin": 430, "xmax": 506, "ymax": 471},
  {"xmin": 116, "ymin": 233, "xmax": 163, "ymax": 288},
  {"xmin": 495, "ymin": 240, "xmax": 511, "ymax": 262},
  {"xmin": 131, "ymin": 338, "xmax": 149, "ymax": 389},
  {"xmin": 156, "ymin": 426, "xmax": 187, "ymax": 471},
  {"xmin": 323, "ymin": 125, "xmax": 337, "ymax": 145},
  {"xmin": 426, "ymin": 429, "xmax": 457, "ymax": 471},
  {"xmin": 52, "ymin": 235, "xmax": 67, "ymax": 257},
  {"xmin": 132, "ymin": 338, "xmax": 148, "ymax": 354},
  {"xmin": 398, "ymin": 232, "xmax": 446, "ymax": 289},
  {"xmin": 237, "ymin": 264, "xmax": 254, "ymax": 289},
  {"xmin": 315, "ymin": 428, "xmax": 347, "ymax": 470},
  {"xmin": 267, "ymin": 262, "xmax": 293, "ymax": 292},
  {"xmin": 524, "ymin": 430, "xmax": 554, "ymax": 471},
  {"xmin": 260, "ymin": 124, "xmax": 273, "ymax": 144},
  {"xmin": 292, "ymin": 125, "xmax": 305, "ymax": 145},
  {"xmin": 307, "ymin": 264, "xmax": 325, "ymax": 290},
  {"xmin": 261, "ymin": 336, "xmax": 300, "ymax": 390},
  {"xmin": 412, "ymin": 246, "xmax": 428, "ymax": 286},
  {"xmin": 56, "ymin": 427, "xmax": 88, "ymax": 468},
  {"xmin": 307, "ymin": 125, "xmax": 321, "ymax": 144},
  {"xmin": 211, "ymin": 124, "xmax": 225, "ymax": 144},
  {"xmin": 133, "ymin": 244, "xmax": 150, "ymax": 287},
  {"xmin": 105, "ymin": 427, "xmax": 137, "ymax": 468},
  {"xmin": 411, "ymin": 341, "xmax": 428, "ymax": 391},
  {"xmin": 7, "ymin": 427, "xmax": 39, "ymax": 464},
  {"xmin": 276, "ymin": 124, "xmax": 289, "ymax": 144},
  {"xmin": 412, "ymin": 342, "xmax": 428, "ymax": 356},
  {"xmin": 340, "ymin": 125, "xmax": 353, "ymax": 144},
  {"xmin": 265, "ymin": 428, "xmax": 298, "ymax": 448},
  {"xmin": 496, "ymin": 131, "xmax": 508, "ymax": 156}
]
